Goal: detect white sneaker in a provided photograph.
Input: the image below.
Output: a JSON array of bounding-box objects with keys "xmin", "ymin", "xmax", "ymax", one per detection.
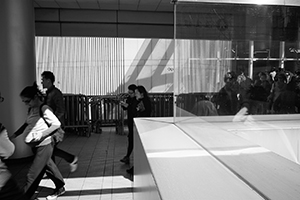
[
  {"xmin": 70, "ymin": 156, "xmax": 78, "ymax": 173},
  {"xmin": 46, "ymin": 187, "xmax": 65, "ymax": 200}
]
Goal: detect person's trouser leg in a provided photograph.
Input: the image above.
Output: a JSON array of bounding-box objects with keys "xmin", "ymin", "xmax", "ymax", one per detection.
[
  {"xmin": 44, "ymin": 158, "xmax": 65, "ymax": 189},
  {"xmin": 52, "ymin": 145, "xmax": 75, "ymax": 163},
  {"xmin": 0, "ymin": 176, "xmax": 29, "ymax": 200},
  {"xmin": 24, "ymin": 144, "xmax": 53, "ymax": 198},
  {"xmin": 125, "ymin": 119, "xmax": 134, "ymax": 158}
]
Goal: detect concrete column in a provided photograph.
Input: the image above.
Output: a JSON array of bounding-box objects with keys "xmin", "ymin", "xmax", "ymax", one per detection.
[{"xmin": 0, "ymin": 0, "xmax": 35, "ymax": 158}]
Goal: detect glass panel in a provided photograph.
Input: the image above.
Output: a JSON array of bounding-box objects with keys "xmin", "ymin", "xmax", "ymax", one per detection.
[
  {"xmin": 232, "ymin": 41, "xmax": 250, "ymax": 58},
  {"xmin": 286, "ymin": 41, "xmax": 300, "ymax": 58},
  {"xmin": 174, "ymin": 2, "xmax": 300, "ymax": 121},
  {"xmin": 177, "ymin": 0, "xmax": 300, "ymax": 7}
]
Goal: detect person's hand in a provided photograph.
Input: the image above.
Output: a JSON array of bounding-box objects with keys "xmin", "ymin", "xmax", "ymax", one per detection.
[
  {"xmin": 120, "ymin": 101, "xmax": 128, "ymax": 108},
  {"xmin": 137, "ymin": 102, "xmax": 145, "ymax": 111},
  {"xmin": 32, "ymin": 132, "xmax": 43, "ymax": 142}
]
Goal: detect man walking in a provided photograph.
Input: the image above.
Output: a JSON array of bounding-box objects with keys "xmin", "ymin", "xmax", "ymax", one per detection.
[{"xmin": 41, "ymin": 71, "xmax": 78, "ymax": 173}]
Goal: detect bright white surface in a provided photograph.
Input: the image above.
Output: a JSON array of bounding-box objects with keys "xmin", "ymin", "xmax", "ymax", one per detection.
[
  {"xmin": 134, "ymin": 115, "xmax": 300, "ymax": 200},
  {"xmin": 134, "ymin": 118, "xmax": 264, "ymax": 200},
  {"xmin": 179, "ymin": 115, "xmax": 300, "ymax": 164},
  {"xmin": 177, "ymin": 0, "xmax": 300, "ymax": 6}
]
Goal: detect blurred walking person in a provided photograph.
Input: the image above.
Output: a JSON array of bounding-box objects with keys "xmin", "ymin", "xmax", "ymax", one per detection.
[
  {"xmin": 0, "ymin": 92, "xmax": 28, "ymax": 200},
  {"xmin": 12, "ymin": 83, "xmax": 65, "ymax": 200},
  {"xmin": 41, "ymin": 71, "xmax": 78, "ymax": 173}
]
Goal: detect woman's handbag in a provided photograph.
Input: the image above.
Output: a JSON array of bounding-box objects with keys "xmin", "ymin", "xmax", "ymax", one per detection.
[
  {"xmin": 51, "ymin": 127, "xmax": 65, "ymax": 143},
  {"xmin": 40, "ymin": 104, "xmax": 65, "ymax": 144}
]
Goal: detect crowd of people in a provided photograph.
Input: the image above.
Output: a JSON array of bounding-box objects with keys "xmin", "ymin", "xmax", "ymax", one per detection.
[
  {"xmin": 213, "ymin": 68, "xmax": 300, "ymax": 115},
  {"xmin": 0, "ymin": 71, "xmax": 78, "ymax": 200}
]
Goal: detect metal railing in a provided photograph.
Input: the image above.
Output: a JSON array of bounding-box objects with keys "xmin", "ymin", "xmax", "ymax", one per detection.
[
  {"xmin": 176, "ymin": 93, "xmax": 217, "ymax": 114},
  {"xmin": 63, "ymin": 93, "xmax": 175, "ymax": 136},
  {"xmin": 149, "ymin": 93, "xmax": 173, "ymax": 117},
  {"xmin": 63, "ymin": 94, "xmax": 92, "ymax": 137},
  {"xmin": 89, "ymin": 95, "xmax": 125, "ymax": 135}
]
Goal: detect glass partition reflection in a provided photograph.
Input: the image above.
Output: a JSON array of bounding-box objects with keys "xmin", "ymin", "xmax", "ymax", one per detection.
[{"xmin": 174, "ymin": 1, "xmax": 300, "ymax": 120}]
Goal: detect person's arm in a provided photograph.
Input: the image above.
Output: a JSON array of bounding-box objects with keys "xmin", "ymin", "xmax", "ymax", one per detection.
[
  {"xmin": 52, "ymin": 91, "xmax": 65, "ymax": 123},
  {"xmin": 267, "ymin": 83, "xmax": 275, "ymax": 102},
  {"xmin": 137, "ymin": 98, "xmax": 152, "ymax": 117},
  {"xmin": 10, "ymin": 123, "xmax": 28, "ymax": 139},
  {"xmin": 120, "ymin": 101, "xmax": 129, "ymax": 109},
  {"xmin": 40, "ymin": 105, "xmax": 61, "ymax": 138},
  {"xmin": 0, "ymin": 128, "xmax": 15, "ymax": 159}
]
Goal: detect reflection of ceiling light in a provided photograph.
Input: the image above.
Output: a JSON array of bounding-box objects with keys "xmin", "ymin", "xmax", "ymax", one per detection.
[
  {"xmin": 177, "ymin": 0, "xmax": 299, "ymax": 7},
  {"xmin": 289, "ymin": 48, "xmax": 300, "ymax": 53},
  {"xmin": 253, "ymin": 0, "xmax": 273, "ymax": 5},
  {"xmin": 147, "ymin": 147, "xmax": 271, "ymax": 158}
]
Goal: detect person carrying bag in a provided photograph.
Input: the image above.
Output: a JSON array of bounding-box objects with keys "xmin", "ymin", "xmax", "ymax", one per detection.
[{"xmin": 11, "ymin": 82, "xmax": 66, "ymax": 200}]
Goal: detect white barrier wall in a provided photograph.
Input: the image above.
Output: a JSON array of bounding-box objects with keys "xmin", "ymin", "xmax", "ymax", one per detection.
[
  {"xmin": 223, "ymin": 115, "xmax": 300, "ymax": 164},
  {"xmin": 134, "ymin": 115, "xmax": 300, "ymax": 200}
]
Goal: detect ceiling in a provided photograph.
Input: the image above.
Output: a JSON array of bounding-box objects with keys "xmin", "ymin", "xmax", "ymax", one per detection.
[
  {"xmin": 34, "ymin": 0, "xmax": 174, "ymax": 12},
  {"xmin": 33, "ymin": 0, "xmax": 174, "ymax": 38}
]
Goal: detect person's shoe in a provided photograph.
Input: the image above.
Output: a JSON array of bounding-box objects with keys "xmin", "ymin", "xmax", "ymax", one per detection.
[
  {"xmin": 126, "ymin": 167, "xmax": 134, "ymax": 175},
  {"xmin": 120, "ymin": 156, "xmax": 130, "ymax": 164},
  {"xmin": 46, "ymin": 187, "xmax": 65, "ymax": 200},
  {"xmin": 70, "ymin": 156, "xmax": 78, "ymax": 173}
]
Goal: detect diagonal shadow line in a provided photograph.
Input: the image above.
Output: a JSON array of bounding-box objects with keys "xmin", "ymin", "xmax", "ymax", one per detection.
[
  {"xmin": 151, "ymin": 40, "xmax": 174, "ymax": 79},
  {"xmin": 84, "ymin": 187, "xmax": 133, "ymax": 195},
  {"xmin": 39, "ymin": 187, "xmax": 134, "ymax": 197},
  {"xmin": 126, "ymin": 38, "xmax": 159, "ymax": 85},
  {"xmin": 144, "ymin": 39, "xmax": 174, "ymax": 90},
  {"xmin": 114, "ymin": 39, "xmax": 159, "ymax": 94},
  {"xmin": 125, "ymin": 40, "xmax": 175, "ymax": 91},
  {"xmin": 128, "ymin": 40, "xmax": 174, "ymax": 91}
]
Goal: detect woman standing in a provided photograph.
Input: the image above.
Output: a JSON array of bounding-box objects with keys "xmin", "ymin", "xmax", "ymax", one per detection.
[
  {"xmin": 12, "ymin": 82, "xmax": 65, "ymax": 200},
  {"xmin": 135, "ymin": 85, "xmax": 152, "ymax": 117}
]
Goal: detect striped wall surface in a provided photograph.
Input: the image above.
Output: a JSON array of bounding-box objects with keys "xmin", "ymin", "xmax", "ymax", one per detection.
[
  {"xmin": 36, "ymin": 36, "xmax": 125, "ymax": 95},
  {"xmin": 35, "ymin": 37, "xmax": 175, "ymax": 95}
]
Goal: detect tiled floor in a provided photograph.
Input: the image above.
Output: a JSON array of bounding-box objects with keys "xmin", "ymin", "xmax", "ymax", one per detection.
[{"xmin": 7, "ymin": 127, "xmax": 134, "ymax": 200}]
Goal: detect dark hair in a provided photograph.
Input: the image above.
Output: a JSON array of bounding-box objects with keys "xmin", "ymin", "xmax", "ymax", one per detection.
[
  {"xmin": 136, "ymin": 85, "xmax": 149, "ymax": 99},
  {"xmin": 259, "ymin": 72, "xmax": 267, "ymax": 78},
  {"xmin": 20, "ymin": 82, "xmax": 44, "ymax": 100},
  {"xmin": 224, "ymin": 71, "xmax": 237, "ymax": 82},
  {"xmin": 128, "ymin": 84, "xmax": 137, "ymax": 91},
  {"xmin": 275, "ymin": 72, "xmax": 287, "ymax": 82},
  {"xmin": 41, "ymin": 71, "xmax": 55, "ymax": 83}
]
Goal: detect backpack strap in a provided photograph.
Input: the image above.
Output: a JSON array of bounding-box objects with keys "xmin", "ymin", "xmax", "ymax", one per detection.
[{"xmin": 39, "ymin": 103, "xmax": 46, "ymax": 117}]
